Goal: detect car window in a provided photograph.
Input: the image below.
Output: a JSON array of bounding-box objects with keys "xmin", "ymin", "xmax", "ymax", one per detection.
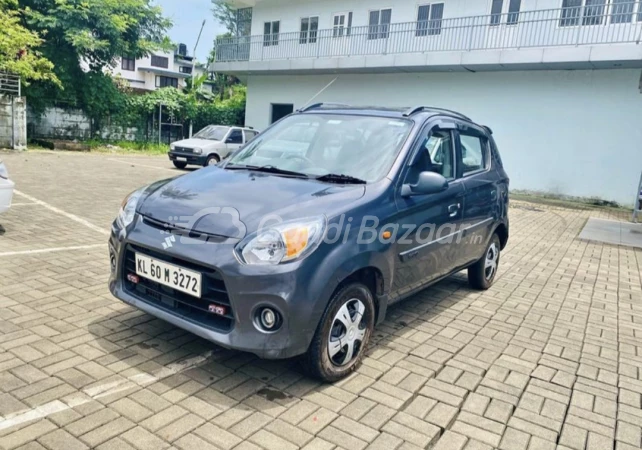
[
  {"xmin": 460, "ymin": 134, "xmax": 487, "ymax": 175},
  {"xmin": 226, "ymin": 114, "xmax": 413, "ymax": 183},
  {"xmin": 193, "ymin": 126, "xmax": 229, "ymax": 141},
  {"xmin": 227, "ymin": 129, "xmax": 243, "ymax": 144},
  {"xmin": 406, "ymin": 129, "xmax": 455, "ymax": 185},
  {"xmin": 244, "ymin": 130, "xmax": 258, "ymax": 142}
]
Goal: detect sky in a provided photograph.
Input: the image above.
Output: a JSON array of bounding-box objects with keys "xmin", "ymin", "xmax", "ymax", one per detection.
[{"xmin": 155, "ymin": 0, "xmax": 227, "ymax": 62}]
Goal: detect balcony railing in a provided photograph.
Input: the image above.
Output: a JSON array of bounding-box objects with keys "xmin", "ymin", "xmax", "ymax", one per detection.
[{"xmin": 215, "ymin": 3, "xmax": 642, "ymax": 63}]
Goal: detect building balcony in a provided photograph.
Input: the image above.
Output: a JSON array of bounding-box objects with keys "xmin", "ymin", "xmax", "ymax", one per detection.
[{"xmin": 212, "ymin": 4, "xmax": 642, "ymax": 74}]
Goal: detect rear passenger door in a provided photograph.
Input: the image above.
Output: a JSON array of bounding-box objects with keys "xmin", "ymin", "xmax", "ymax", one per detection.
[{"xmin": 456, "ymin": 125, "xmax": 498, "ymax": 264}]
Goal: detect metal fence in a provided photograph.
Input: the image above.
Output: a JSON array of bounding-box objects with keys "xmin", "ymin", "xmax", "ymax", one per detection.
[
  {"xmin": 216, "ymin": 3, "xmax": 642, "ymax": 62},
  {"xmin": 0, "ymin": 72, "xmax": 20, "ymax": 97}
]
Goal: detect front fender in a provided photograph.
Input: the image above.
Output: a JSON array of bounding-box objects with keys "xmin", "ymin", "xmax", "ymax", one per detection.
[{"xmin": 302, "ymin": 239, "xmax": 396, "ymax": 336}]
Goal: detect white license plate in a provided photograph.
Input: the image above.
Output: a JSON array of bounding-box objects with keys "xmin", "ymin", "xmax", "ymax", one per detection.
[
  {"xmin": 135, "ymin": 253, "xmax": 202, "ymax": 298},
  {"xmin": 176, "ymin": 157, "xmax": 187, "ymax": 162}
]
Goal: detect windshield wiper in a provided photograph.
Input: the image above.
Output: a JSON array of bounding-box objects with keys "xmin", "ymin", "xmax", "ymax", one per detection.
[
  {"xmin": 316, "ymin": 173, "xmax": 367, "ymax": 185},
  {"xmin": 225, "ymin": 164, "xmax": 310, "ymax": 179}
]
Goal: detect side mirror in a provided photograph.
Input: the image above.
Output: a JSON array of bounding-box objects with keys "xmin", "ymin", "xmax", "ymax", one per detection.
[{"xmin": 401, "ymin": 171, "xmax": 448, "ymax": 197}]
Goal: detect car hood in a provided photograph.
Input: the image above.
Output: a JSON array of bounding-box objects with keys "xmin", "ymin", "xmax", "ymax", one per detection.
[
  {"xmin": 137, "ymin": 167, "xmax": 366, "ymax": 239},
  {"xmin": 173, "ymin": 138, "xmax": 219, "ymax": 148}
]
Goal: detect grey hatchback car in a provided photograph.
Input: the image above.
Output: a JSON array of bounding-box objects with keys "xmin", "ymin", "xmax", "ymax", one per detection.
[{"xmin": 108, "ymin": 104, "xmax": 509, "ymax": 381}]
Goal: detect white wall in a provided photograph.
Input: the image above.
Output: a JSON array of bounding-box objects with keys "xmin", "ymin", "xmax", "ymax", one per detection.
[
  {"xmin": 110, "ymin": 51, "xmax": 207, "ymax": 91},
  {"xmin": 238, "ymin": 0, "xmax": 642, "ymax": 63},
  {"xmin": 245, "ymin": 68, "xmax": 642, "ymax": 205}
]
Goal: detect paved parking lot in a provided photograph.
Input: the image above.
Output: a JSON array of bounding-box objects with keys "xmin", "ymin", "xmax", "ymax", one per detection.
[{"xmin": 1, "ymin": 150, "xmax": 641, "ymax": 450}]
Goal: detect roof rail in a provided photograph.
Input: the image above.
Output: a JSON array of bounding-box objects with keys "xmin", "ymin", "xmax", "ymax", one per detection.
[
  {"xmin": 297, "ymin": 102, "xmax": 351, "ymax": 113},
  {"xmin": 403, "ymin": 106, "xmax": 471, "ymax": 121}
]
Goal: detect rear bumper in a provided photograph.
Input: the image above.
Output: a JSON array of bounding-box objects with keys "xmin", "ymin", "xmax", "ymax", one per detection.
[
  {"xmin": 0, "ymin": 179, "xmax": 15, "ymax": 214},
  {"xmin": 168, "ymin": 152, "xmax": 207, "ymax": 165}
]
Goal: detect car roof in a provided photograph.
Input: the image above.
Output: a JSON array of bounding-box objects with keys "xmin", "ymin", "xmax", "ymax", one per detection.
[{"xmin": 296, "ymin": 103, "xmax": 476, "ymax": 125}]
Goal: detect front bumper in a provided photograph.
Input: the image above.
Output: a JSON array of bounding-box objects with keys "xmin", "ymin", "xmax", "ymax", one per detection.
[
  {"xmin": 0, "ymin": 178, "xmax": 15, "ymax": 214},
  {"xmin": 168, "ymin": 151, "xmax": 207, "ymax": 166},
  {"xmin": 108, "ymin": 216, "xmax": 323, "ymax": 359}
]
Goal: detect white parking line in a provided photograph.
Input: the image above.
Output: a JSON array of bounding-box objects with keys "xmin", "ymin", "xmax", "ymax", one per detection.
[
  {"xmin": 14, "ymin": 190, "xmax": 109, "ymax": 236},
  {"xmin": 9, "ymin": 202, "xmax": 37, "ymax": 206},
  {"xmin": 107, "ymin": 158, "xmax": 177, "ymax": 173},
  {"xmin": 0, "ymin": 350, "xmax": 217, "ymax": 432},
  {"xmin": 0, "ymin": 244, "xmax": 104, "ymax": 257}
]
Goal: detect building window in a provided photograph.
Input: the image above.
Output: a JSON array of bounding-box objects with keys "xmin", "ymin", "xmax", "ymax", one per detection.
[
  {"xmin": 560, "ymin": 0, "xmax": 608, "ymax": 26},
  {"xmin": 583, "ymin": 0, "xmax": 607, "ymax": 25},
  {"xmin": 151, "ymin": 55, "xmax": 169, "ymax": 68},
  {"xmin": 490, "ymin": 0, "xmax": 521, "ymax": 25},
  {"xmin": 368, "ymin": 8, "xmax": 392, "ymax": 40},
  {"xmin": 179, "ymin": 66, "xmax": 192, "ymax": 74},
  {"xmin": 490, "ymin": 0, "xmax": 503, "ymax": 25},
  {"xmin": 155, "ymin": 76, "xmax": 178, "ymax": 88},
  {"xmin": 611, "ymin": 0, "xmax": 634, "ymax": 23},
  {"xmin": 507, "ymin": 0, "xmax": 521, "ymax": 25},
  {"xmin": 263, "ymin": 21, "xmax": 280, "ymax": 46},
  {"xmin": 417, "ymin": 4, "xmax": 444, "ymax": 36},
  {"xmin": 236, "ymin": 7, "xmax": 253, "ymax": 37},
  {"xmin": 300, "ymin": 16, "xmax": 319, "ymax": 44},
  {"xmin": 121, "ymin": 56, "xmax": 135, "ymax": 71},
  {"xmin": 333, "ymin": 12, "xmax": 353, "ymax": 37}
]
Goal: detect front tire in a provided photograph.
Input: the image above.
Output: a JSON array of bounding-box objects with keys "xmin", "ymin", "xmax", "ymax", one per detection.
[
  {"xmin": 205, "ymin": 154, "xmax": 220, "ymax": 166},
  {"xmin": 305, "ymin": 282, "xmax": 375, "ymax": 382},
  {"xmin": 468, "ymin": 233, "xmax": 501, "ymax": 290},
  {"xmin": 173, "ymin": 161, "xmax": 187, "ymax": 169}
]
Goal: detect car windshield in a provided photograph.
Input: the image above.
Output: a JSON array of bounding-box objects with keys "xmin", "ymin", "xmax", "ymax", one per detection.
[
  {"xmin": 225, "ymin": 114, "xmax": 413, "ymax": 183},
  {"xmin": 193, "ymin": 125, "xmax": 229, "ymax": 141}
]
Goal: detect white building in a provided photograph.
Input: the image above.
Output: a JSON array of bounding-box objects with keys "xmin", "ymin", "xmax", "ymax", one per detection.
[
  {"xmin": 112, "ymin": 45, "xmax": 213, "ymax": 93},
  {"xmin": 211, "ymin": 0, "xmax": 642, "ymax": 205}
]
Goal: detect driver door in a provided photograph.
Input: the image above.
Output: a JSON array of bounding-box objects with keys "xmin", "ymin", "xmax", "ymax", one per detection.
[
  {"xmin": 224, "ymin": 128, "xmax": 244, "ymax": 156},
  {"xmin": 392, "ymin": 123, "xmax": 466, "ymax": 297}
]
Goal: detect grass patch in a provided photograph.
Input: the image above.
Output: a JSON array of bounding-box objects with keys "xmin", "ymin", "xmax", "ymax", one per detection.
[{"xmin": 86, "ymin": 140, "xmax": 169, "ymax": 155}]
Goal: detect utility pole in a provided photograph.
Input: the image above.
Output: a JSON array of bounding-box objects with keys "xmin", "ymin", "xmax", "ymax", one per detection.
[{"xmin": 189, "ymin": 19, "xmax": 207, "ymax": 138}]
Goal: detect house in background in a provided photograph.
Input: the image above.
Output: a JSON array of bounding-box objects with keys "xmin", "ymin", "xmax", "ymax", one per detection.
[
  {"xmin": 211, "ymin": 0, "xmax": 642, "ymax": 205},
  {"xmin": 111, "ymin": 44, "xmax": 214, "ymax": 93}
]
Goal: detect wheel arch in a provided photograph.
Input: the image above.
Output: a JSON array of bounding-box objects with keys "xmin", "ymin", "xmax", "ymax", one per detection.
[{"xmin": 494, "ymin": 222, "xmax": 509, "ymax": 250}]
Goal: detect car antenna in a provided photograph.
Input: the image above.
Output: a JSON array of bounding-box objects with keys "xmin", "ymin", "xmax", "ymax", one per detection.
[{"xmin": 297, "ymin": 77, "xmax": 338, "ymax": 112}]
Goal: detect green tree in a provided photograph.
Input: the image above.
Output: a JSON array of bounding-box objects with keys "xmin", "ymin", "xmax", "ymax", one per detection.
[
  {"xmin": 211, "ymin": 0, "xmax": 238, "ymax": 36},
  {"xmin": 184, "ymin": 73, "xmax": 214, "ymax": 102},
  {"xmin": 19, "ymin": 0, "xmax": 172, "ymax": 118},
  {"xmin": 0, "ymin": 0, "xmax": 58, "ymax": 85}
]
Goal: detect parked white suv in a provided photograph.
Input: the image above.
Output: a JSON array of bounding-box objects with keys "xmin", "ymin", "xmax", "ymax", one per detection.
[
  {"xmin": 0, "ymin": 160, "xmax": 14, "ymax": 214},
  {"xmin": 168, "ymin": 125, "xmax": 259, "ymax": 169}
]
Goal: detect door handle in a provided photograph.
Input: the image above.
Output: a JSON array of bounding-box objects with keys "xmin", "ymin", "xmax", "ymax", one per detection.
[{"xmin": 448, "ymin": 203, "xmax": 460, "ymax": 217}]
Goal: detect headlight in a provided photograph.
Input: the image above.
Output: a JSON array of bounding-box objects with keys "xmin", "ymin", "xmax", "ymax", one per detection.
[
  {"xmin": 170, "ymin": 144, "xmax": 175, "ymax": 151},
  {"xmin": 235, "ymin": 216, "xmax": 326, "ymax": 265},
  {"xmin": 193, "ymin": 148, "xmax": 203, "ymax": 154},
  {"xmin": 116, "ymin": 188, "xmax": 144, "ymax": 229}
]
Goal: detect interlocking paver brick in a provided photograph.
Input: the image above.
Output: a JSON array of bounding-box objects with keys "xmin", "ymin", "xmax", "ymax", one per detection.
[{"xmin": 2, "ymin": 153, "xmax": 641, "ymax": 450}]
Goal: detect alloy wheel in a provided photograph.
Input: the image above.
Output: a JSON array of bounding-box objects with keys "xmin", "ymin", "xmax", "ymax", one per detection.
[
  {"xmin": 327, "ymin": 298, "xmax": 367, "ymax": 366},
  {"xmin": 485, "ymin": 243, "xmax": 499, "ymax": 280}
]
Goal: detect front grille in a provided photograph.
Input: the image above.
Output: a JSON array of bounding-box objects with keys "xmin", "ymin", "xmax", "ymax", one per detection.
[
  {"xmin": 122, "ymin": 244, "xmax": 234, "ymax": 332},
  {"xmin": 174, "ymin": 146, "xmax": 193, "ymax": 153}
]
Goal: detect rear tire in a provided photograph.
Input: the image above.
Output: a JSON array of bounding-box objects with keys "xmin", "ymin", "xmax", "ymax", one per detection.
[
  {"xmin": 205, "ymin": 154, "xmax": 220, "ymax": 167},
  {"xmin": 173, "ymin": 161, "xmax": 187, "ymax": 169},
  {"xmin": 468, "ymin": 233, "xmax": 501, "ymax": 290},
  {"xmin": 305, "ymin": 282, "xmax": 375, "ymax": 382}
]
